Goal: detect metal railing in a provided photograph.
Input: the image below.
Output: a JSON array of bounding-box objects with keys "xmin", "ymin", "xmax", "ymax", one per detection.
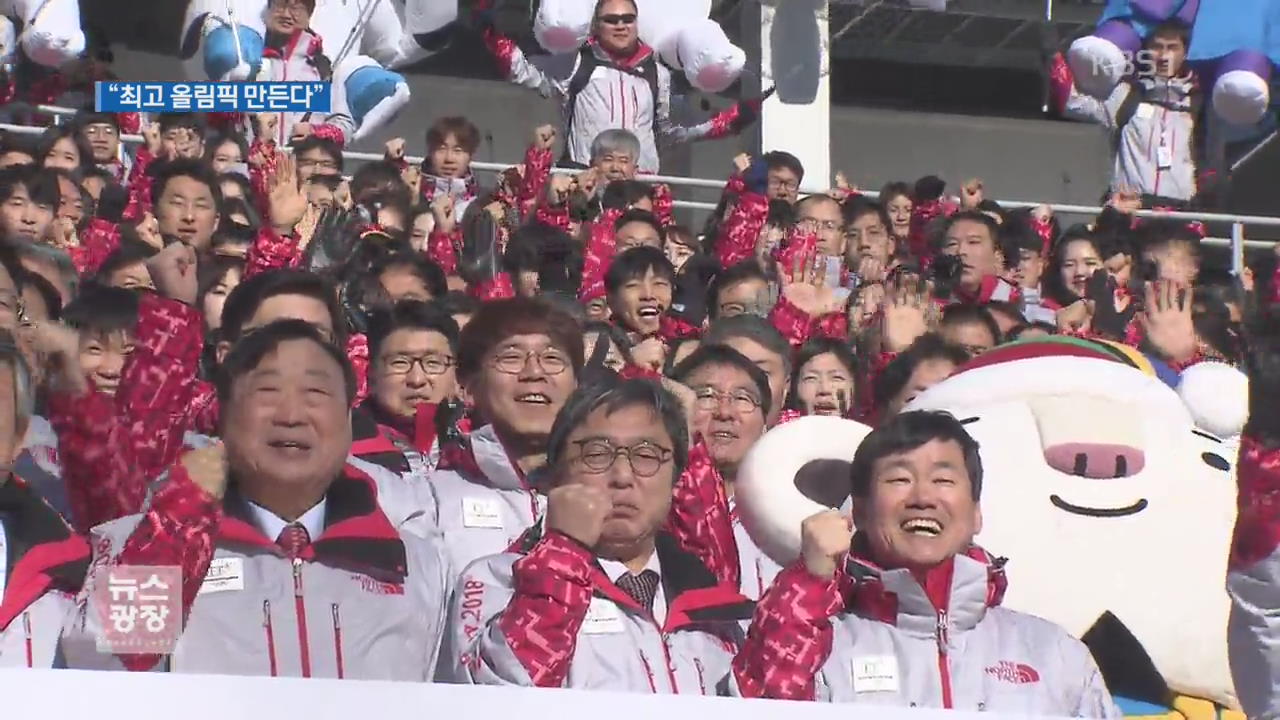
[{"xmin": 7, "ymin": 103, "xmax": 1280, "ymax": 272}]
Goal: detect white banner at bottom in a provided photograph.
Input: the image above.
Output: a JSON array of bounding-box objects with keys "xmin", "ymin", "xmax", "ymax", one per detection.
[{"xmin": 0, "ymin": 669, "xmax": 1074, "ymax": 720}]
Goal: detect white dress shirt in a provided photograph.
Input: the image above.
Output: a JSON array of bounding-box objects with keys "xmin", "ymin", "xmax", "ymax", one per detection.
[
  {"xmin": 246, "ymin": 499, "xmax": 327, "ymax": 546},
  {"xmin": 599, "ymin": 550, "xmax": 666, "ymax": 627}
]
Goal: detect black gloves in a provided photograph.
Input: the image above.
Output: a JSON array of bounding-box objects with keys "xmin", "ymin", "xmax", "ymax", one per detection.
[{"xmin": 1087, "ymin": 269, "xmax": 1136, "ymax": 340}]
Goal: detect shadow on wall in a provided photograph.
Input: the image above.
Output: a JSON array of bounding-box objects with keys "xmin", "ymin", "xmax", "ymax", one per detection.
[{"xmin": 769, "ymin": 0, "xmax": 824, "ymax": 104}]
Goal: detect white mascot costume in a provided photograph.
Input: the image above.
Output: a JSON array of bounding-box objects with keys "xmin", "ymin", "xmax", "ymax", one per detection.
[
  {"xmin": 532, "ymin": 0, "xmax": 744, "ymax": 93},
  {"xmin": 0, "ymin": 0, "xmax": 85, "ymax": 68},
  {"xmin": 180, "ymin": 0, "xmax": 456, "ymax": 143},
  {"xmin": 738, "ymin": 336, "xmax": 1249, "ymax": 717}
]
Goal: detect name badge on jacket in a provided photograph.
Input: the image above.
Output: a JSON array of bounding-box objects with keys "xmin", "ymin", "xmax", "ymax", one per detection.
[
  {"xmin": 198, "ymin": 557, "xmax": 245, "ymax": 595},
  {"xmin": 852, "ymin": 655, "xmax": 900, "ymax": 694},
  {"xmin": 582, "ymin": 597, "xmax": 625, "ymax": 635},
  {"xmin": 462, "ymin": 497, "xmax": 504, "ymax": 529}
]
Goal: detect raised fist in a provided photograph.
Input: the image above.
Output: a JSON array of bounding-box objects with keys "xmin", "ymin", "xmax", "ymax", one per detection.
[
  {"xmin": 546, "ymin": 483, "xmax": 611, "ymax": 547},
  {"xmin": 533, "ymin": 125, "xmax": 557, "ymax": 151},
  {"xmin": 384, "ymin": 137, "xmax": 407, "ymax": 161},
  {"xmin": 800, "ymin": 509, "xmax": 853, "ymax": 579},
  {"xmin": 181, "ymin": 443, "xmax": 229, "ymax": 501}
]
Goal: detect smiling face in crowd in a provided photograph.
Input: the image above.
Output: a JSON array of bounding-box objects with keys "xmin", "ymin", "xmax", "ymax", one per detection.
[
  {"xmin": 795, "ymin": 352, "xmax": 854, "ymax": 417},
  {"xmin": 469, "ymin": 333, "xmax": 577, "ymax": 451},
  {"xmin": 684, "ymin": 361, "xmax": 766, "ymax": 483},
  {"xmin": 1060, "ymin": 239, "xmax": 1103, "ymax": 299},
  {"xmin": 719, "ymin": 336, "xmax": 787, "ymax": 426},
  {"xmin": 79, "ymin": 329, "xmax": 135, "ymax": 396},
  {"xmin": 593, "ymin": 0, "xmax": 640, "ymax": 56},
  {"xmin": 81, "ymin": 122, "xmax": 120, "ymax": 163},
  {"xmin": 609, "ymin": 268, "xmax": 672, "ymax": 337},
  {"xmin": 855, "ymin": 438, "xmax": 982, "ymax": 573},
  {"xmin": 224, "ymin": 337, "xmax": 351, "ymax": 518}
]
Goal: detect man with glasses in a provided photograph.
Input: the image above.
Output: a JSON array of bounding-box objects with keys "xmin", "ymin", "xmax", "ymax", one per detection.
[
  {"xmin": 426, "ymin": 298, "xmax": 583, "ymax": 580},
  {"xmin": 670, "ymin": 345, "xmax": 775, "ymax": 599},
  {"xmin": 844, "ymin": 199, "xmax": 898, "ymax": 287},
  {"xmin": 478, "ymin": 0, "xmax": 755, "ymax": 173},
  {"xmin": 443, "ymin": 377, "xmax": 753, "ymax": 691},
  {"xmin": 359, "ymin": 301, "xmax": 460, "ymax": 477},
  {"xmin": 74, "ymin": 111, "xmax": 129, "ymax": 182}
]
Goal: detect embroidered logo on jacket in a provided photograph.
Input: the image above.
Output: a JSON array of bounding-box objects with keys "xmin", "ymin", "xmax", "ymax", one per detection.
[{"xmin": 985, "ymin": 661, "xmax": 1041, "ymax": 684}]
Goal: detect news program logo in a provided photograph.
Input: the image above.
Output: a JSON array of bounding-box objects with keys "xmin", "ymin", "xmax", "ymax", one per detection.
[
  {"xmin": 95, "ymin": 81, "xmax": 331, "ymax": 114},
  {"xmin": 1090, "ymin": 50, "xmax": 1162, "ymax": 81}
]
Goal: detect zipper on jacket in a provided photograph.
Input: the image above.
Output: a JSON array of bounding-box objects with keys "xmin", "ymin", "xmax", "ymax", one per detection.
[
  {"xmin": 657, "ymin": 634, "xmax": 680, "ymax": 693},
  {"xmin": 263, "ymin": 600, "xmax": 279, "ymax": 677},
  {"xmin": 22, "ymin": 612, "xmax": 32, "ymax": 668},
  {"xmin": 693, "ymin": 657, "xmax": 707, "ymax": 695},
  {"xmin": 936, "ymin": 610, "xmax": 954, "ymax": 709},
  {"xmin": 331, "ymin": 603, "xmax": 345, "ymax": 679},
  {"xmin": 293, "ymin": 558, "xmax": 312, "ymax": 677},
  {"xmin": 637, "ymin": 649, "xmax": 657, "ymax": 692}
]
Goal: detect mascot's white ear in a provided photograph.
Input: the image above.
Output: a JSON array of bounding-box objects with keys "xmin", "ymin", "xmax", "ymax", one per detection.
[
  {"xmin": 1178, "ymin": 362, "xmax": 1248, "ymax": 439},
  {"xmin": 534, "ymin": 0, "xmax": 594, "ymax": 55},
  {"xmin": 1066, "ymin": 35, "xmax": 1127, "ymax": 99},
  {"xmin": 0, "ymin": 16, "xmax": 17, "ymax": 64},
  {"xmin": 1214, "ymin": 70, "xmax": 1271, "ymax": 126},
  {"xmin": 735, "ymin": 416, "xmax": 873, "ymax": 566}
]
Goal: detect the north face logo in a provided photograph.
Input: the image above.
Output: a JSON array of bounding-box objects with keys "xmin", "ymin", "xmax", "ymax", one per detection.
[{"xmin": 985, "ymin": 661, "xmax": 1040, "ymax": 684}]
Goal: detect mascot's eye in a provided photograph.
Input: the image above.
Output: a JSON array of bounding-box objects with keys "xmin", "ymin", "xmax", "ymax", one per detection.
[
  {"xmin": 959, "ymin": 417, "xmax": 980, "ymax": 425},
  {"xmin": 1201, "ymin": 452, "xmax": 1230, "ymax": 472}
]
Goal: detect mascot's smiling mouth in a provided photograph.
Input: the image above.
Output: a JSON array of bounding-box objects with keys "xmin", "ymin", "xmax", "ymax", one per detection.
[{"xmin": 1050, "ymin": 495, "xmax": 1149, "ymax": 518}]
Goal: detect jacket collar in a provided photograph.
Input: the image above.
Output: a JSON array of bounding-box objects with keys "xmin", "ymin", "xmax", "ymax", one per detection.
[
  {"xmin": 0, "ymin": 475, "xmax": 89, "ymax": 631},
  {"xmin": 510, "ymin": 523, "xmax": 754, "ymax": 631},
  {"xmin": 586, "ymin": 36, "xmax": 654, "ymax": 69},
  {"xmin": 459, "ymin": 424, "xmax": 529, "ymax": 492},
  {"xmin": 350, "ymin": 406, "xmax": 410, "ymax": 474},
  {"xmin": 217, "ymin": 464, "xmax": 408, "ymax": 582},
  {"xmin": 840, "ymin": 536, "xmax": 1007, "ymax": 638}
]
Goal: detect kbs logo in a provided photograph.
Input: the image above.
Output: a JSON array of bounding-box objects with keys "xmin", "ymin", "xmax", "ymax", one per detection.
[
  {"xmin": 985, "ymin": 661, "xmax": 1041, "ymax": 685},
  {"xmin": 1091, "ymin": 50, "xmax": 1160, "ymax": 80}
]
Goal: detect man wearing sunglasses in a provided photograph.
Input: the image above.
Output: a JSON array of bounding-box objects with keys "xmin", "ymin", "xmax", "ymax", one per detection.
[
  {"xmin": 479, "ymin": 0, "xmax": 756, "ymax": 173},
  {"xmin": 442, "ymin": 378, "xmax": 753, "ymax": 692}
]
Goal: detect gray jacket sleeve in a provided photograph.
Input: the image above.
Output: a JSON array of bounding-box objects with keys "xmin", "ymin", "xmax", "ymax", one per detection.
[{"xmin": 441, "ymin": 552, "xmax": 537, "ymax": 686}]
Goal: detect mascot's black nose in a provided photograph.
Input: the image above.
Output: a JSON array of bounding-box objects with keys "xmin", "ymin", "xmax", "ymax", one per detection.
[{"xmin": 1044, "ymin": 442, "xmax": 1146, "ymax": 478}]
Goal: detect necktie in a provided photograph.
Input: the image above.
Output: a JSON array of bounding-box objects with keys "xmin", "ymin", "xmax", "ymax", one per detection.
[
  {"xmin": 615, "ymin": 570, "xmax": 660, "ymax": 614},
  {"xmin": 276, "ymin": 522, "xmax": 311, "ymax": 559}
]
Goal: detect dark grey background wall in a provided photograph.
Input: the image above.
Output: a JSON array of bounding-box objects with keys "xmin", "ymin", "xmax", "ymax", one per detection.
[{"xmin": 110, "ymin": 47, "xmax": 1115, "ymax": 223}]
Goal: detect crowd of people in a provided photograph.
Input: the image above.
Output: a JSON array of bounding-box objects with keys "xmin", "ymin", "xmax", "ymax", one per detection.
[{"xmin": 2, "ymin": 0, "xmax": 1280, "ymax": 716}]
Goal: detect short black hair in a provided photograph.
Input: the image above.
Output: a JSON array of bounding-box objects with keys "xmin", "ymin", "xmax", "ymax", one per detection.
[
  {"xmin": 842, "ymin": 197, "xmax": 890, "ymax": 234},
  {"xmin": 63, "ymin": 282, "xmax": 140, "ymax": 336},
  {"xmin": 1139, "ymin": 219, "xmax": 1202, "ymax": 263},
  {"xmin": 204, "ymin": 131, "xmax": 248, "ymax": 165},
  {"xmin": 158, "ymin": 112, "xmax": 208, "ymax": 139},
  {"xmin": 0, "ymin": 131, "xmax": 38, "ymax": 162},
  {"xmin": 22, "ymin": 269, "xmax": 62, "ymax": 321},
  {"xmin": 216, "ymin": 319, "xmax": 356, "ymax": 407},
  {"xmin": 149, "ymin": 157, "xmax": 223, "ymax": 209},
  {"xmin": 604, "ymin": 246, "xmax": 675, "ymax": 295},
  {"xmin": 546, "ymin": 377, "xmax": 690, "ymax": 483},
  {"xmin": 372, "ymin": 252, "xmax": 447, "ymax": 300},
  {"xmin": 762, "ymin": 151, "xmax": 804, "ymax": 183},
  {"xmin": 366, "ymin": 300, "xmax": 460, "ymax": 361},
  {"xmin": 1147, "ymin": 18, "xmax": 1191, "ymax": 48},
  {"xmin": 350, "ymin": 161, "xmax": 408, "ymax": 205},
  {"xmin": 943, "ymin": 210, "xmax": 1000, "ymax": 248},
  {"xmin": 671, "ymin": 344, "xmax": 773, "ymax": 420},
  {"xmin": 439, "ymin": 290, "xmax": 479, "ymax": 318},
  {"xmin": 873, "ymin": 333, "xmax": 969, "ymax": 411},
  {"xmin": 708, "ymin": 261, "xmax": 769, "ymax": 320},
  {"xmin": 601, "ymin": 180, "xmax": 653, "ymax": 212},
  {"xmin": 456, "ymin": 297, "xmax": 584, "ymax": 380},
  {"xmin": 0, "ymin": 164, "xmax": 60, "ymax": 208},
  {"xmin": 613, "ymin": 208, "xmax": 662, "ymax": 239},
  {"xmin": 983, "ymin": 300, "xmax": 1025, "ymax": 329},
  {"xmin": 850, "ymin": 410, "xmax": 983, "ymax": 500},
  {"xmin": 94, "ymin": 237, "xmax": 159, "ymax": 284},
  {"xmin": 219, "ymin": 269, "xmax": 346, "ymax": 346},
  {"xmin": 703, "ymin": 313, "xmax": 792, "ymax": 377},
  {"xmin": 292, "ymin": 135, "xmax": 344, "ymax": 173},
  {"xmin": 940, "ymin": 304, "xmax": 1002, "ymax": 345}
]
